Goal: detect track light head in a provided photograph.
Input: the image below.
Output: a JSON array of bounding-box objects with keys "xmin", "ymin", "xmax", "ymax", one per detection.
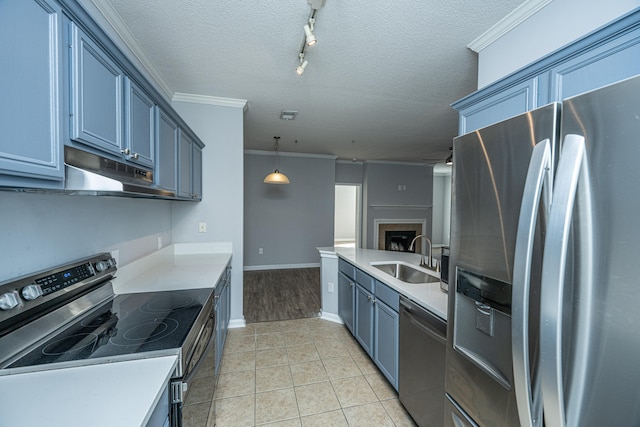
[
  {"xmin": 304, "ymin": 24, "xmax": 316, "ymax": 46},
  {"xmin": 296, "ymin": 60, "xmax": 309, "ymax": 75}
]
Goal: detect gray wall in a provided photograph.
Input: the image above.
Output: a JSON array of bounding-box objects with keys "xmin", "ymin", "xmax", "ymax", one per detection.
[
  {"xmin": 0, "ymin": 192, "xmax": 172, "ymax": 282},
  {"xmin": 363, "ymin": 162, "xmax": 433, "ymax": 249},
  {"xmin": 335, "ymin": 161, "xmax": 363, "ymax": 184},
  {"xmin": 244, "ymin": 153, "xmax": 336, "ymax": 268}
]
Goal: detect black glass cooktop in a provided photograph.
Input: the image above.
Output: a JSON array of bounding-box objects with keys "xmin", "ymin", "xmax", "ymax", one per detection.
[{"xmin": 9, "ymin": 288, "xmax": 212, "ymax": 368}]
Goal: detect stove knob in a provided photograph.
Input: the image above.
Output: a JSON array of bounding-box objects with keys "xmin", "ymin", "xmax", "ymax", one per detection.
[
  {"xmin": 95, "ymin": 261, "xmax": 110, "ymax": 272},
  {"xmin": 0, "ymin": 291, "xmax": 20, "ymax": 310},
  {"xmin": 21, "ymin": 284, "xmax": 43, "ymax": 301}
]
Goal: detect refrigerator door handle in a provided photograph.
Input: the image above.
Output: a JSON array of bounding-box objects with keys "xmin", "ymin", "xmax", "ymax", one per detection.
[
  {"xmin": 540, "ymin": 134, "xmax": 593, "ymax": 427},
  {"xmin": 512, "ymin": 138, "xmax": 551, "ymax": 427}
]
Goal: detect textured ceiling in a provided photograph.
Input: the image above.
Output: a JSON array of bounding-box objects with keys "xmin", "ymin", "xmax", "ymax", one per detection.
[{"xmin": 101, "ymin": 0, "xmax": 524, "ymax": 163}]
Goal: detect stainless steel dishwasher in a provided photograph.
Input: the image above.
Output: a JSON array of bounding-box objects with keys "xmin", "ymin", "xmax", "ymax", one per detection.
[{"xmin": 399, "ymin": 295, "xmax": 447, "ymax": 427}]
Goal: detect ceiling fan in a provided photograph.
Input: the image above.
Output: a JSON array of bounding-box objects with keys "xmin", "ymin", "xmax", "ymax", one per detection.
[{"xmin": 422, "ymin": 147, "xmax": 453, "ymax": 165}]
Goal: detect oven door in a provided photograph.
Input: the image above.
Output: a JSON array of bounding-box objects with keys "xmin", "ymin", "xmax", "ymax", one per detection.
[{"xmin": 171, "ymin": 308, "xmax": 216, "ymax": 427}]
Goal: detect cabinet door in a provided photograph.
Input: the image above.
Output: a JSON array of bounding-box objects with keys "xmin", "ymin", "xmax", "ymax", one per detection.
[
  {"xmin": 374, "ymin": 300, "xmax": 399, "ymax": 390},
  {"xmin": 354, "ymin": 284, "xmax": 374, "ymax": 356},
  {"xmin": 156, "ymin": 108, "xmax": 178, "ymax": 192},
  {"xmin": 70, "ymin": 23, "xmax": 124, "ymax": 156},
  {"xmin": 338, "ymin": 272, "xmax": 354, "ymax": 333},
  {"xmin": 457, "ymin": 78, "xmax": 538, "ymax": 134},
  {"xmin": 192, "ymin": 143, "xmax": 202, "ymax": 200},
  {"xmin": 0, "ymin": 0, "xmax": 64, "ymax": 187},
  {"xmin": 177, "ymin": 129, "xmax": 193, "ymax": 198},
  {"xmin": 124, "ymin": 78, "xmax": 155, "ymax": 168},
  {"xmin": 549, "ymin": 28, "xmax": 640, "ymax": 101}
]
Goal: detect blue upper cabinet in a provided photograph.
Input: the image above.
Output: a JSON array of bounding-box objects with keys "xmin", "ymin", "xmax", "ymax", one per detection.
[
  {"xmin": 69, "ymin": 22, "xmax": 124, "ymax": 157},
  {"xmin": 177, "ymin": 129, "xmax": 193, "ymax": 199},
  {"xmin": 0, "ymin": 0, "xmax": 64, "ymax": 188},
  {"xmin": 454, "ymin": 8, "xmax": 640, "ymax": 134},
  {"xmin": 156, "ymin": 108, "xmax": 178, "ymax": 192},
  {"xmin": 456, "ymin": 78, "xmax": 538, "ymax": 135},
  {"xmin": 124, "ymin": 78, "xmax": 155, "ymax": 168},
  {"xmin": 177, "ymin": 129, "xmax": 203, "ymax": 200},
  {"xmin": 548, "ymin": 24, "xmax": 640, "ymax": 101},
  {"xmin": 192, "ymin": 143, "xmax": 202, "ymax": 200}
]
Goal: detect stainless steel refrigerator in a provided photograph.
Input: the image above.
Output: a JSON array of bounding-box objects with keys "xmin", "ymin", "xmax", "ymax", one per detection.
[{"xmin": 445, "ymin": 74, "xmax": 640, "ymax": 427}]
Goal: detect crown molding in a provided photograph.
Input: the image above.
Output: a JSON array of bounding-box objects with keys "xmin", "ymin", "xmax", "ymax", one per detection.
[
  {"xmin": 244, "ymin": 150, "xmax": 337, "ymax": 159},
  {"xmin": 89, "ymin": 0, "xmax": 174, "ymax": 100},
  {"xmin": 173, "ymin": 93, "xmax": 249, "ymax": 111},
  {"xmin": 468, "ymin": 0, "xmax": 553, "ymax": 52}
]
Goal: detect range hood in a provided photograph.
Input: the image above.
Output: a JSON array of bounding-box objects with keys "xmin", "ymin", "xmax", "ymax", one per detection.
[{"xmin": 63, "ymin": 146, "xmax": 177, "ymax": 199}]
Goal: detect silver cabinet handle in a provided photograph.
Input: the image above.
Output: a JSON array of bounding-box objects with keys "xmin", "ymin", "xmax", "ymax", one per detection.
[
  {"xmin": 132, "ymin": 152, "xmax": 139, "ymax": 159},
  {"xmin": 512, "ymin": 138, "xmax": 551, "ymax": 427},
  {"xmin": 121, "ymin": 148, "xmax": 131, "ymax": 155},
  {"xmin": 540, "ymin": 134, "xmax": 593, "ymax": 427}
]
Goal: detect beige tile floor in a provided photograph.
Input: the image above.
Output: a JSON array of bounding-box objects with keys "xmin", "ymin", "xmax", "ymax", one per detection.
[{"xmin": 184, "ymin": 317, "xmax": 417, "ymax": 427}]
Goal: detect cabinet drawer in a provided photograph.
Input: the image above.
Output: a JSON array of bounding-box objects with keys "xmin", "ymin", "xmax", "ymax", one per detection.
[
  {"xmin": 356, "ymin": 269, "xmax": 375, "ymax": 293},
  {"xmin": 375, "ymin": 281, "xmax": 399, "ymax": 312},
  {"xmin": 338, "ymin": 258, "xmax": 355, "ymax": 280}
]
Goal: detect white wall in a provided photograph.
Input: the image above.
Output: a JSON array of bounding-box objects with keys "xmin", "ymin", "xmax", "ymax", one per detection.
[
  {"xmin": 478, "ymin": 0, "xmax": 640, "ymax": 87},
  {"xmin": 171, "ymin": 101, "xmax": 245, "ymax": 324},
  {"xmin": 334, "ymin": 185, "xmax": 357, "ymax": 242}
]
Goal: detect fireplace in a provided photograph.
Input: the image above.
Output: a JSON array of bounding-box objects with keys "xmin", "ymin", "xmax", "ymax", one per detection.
[
  {"xmin": 384, "ymin": 230, "xmax": 416, "ymax": 252},
  {"xmin": 376, "ymin": 222, "xmax": 424, "ymax": 253}
]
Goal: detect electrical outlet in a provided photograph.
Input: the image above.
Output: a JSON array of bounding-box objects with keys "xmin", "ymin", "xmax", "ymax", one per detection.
[
  {"xmin": 398, "ymin": 184, "xmax": 402, "ymax": 191},
  {"xmin": 328, "ymin": 282, "xmax": 335, "ymax": 293},
  {"xmin": 111, "ymin": 249, "xmax": 120, "ymax": 265},
  {"xmin": 157, "ymin": 235, "xmax": 162, "ymax": 249},
  {"xmin": 198, "ymin": 222, "xmax": 207, "ymax": 233},
  {"xmin": 258, "ymin": 248, "xmax": 263, "ymax": 255}
]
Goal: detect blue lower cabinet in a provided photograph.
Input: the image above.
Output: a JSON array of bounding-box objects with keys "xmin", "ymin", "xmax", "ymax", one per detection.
[
  {"xmin": 374, "ymin": 299, "xmax": 399, "ymax": 390},
  {"xmin": 338, "ymin": 271, "xmax": 354, "ymax": 333},
  {"xmin": 354, "ymin": 283, "xmax": 374, "ymax": 356},
  {"xmin": 341, "ymin": 263, "xmax": 401, "ymax": 390}
]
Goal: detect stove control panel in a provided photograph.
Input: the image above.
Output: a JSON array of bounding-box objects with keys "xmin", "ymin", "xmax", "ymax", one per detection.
[
  {"xmin": 35, "ymin": 262, "xmax": 95, "ymax": 297},
  {"xmin": 0, "ymin": 253, "xmax": 117, "ymax": 326}
]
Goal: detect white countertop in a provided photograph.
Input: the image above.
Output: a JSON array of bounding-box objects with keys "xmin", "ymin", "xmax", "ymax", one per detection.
[
  {"xmin": 112, "ymin": 243, "xmax": 232, "ymax": 294},
  {"xmin": 320, "ymin": 247, "xmax": 448, "ymax": 320},
  {"xmin": 0, "ymin": 355, "xmax": 178, "ymax": 427}
]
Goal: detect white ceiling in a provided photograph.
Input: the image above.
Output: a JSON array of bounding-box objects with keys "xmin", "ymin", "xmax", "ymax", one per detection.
[{"xmin": 98, "ymin": 0, "xmax": 524, "ymax": 163}]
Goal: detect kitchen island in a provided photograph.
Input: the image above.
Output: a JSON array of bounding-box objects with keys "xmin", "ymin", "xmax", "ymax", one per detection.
[{"xmin": 318, "ymin": 247, "xmax": 447, "ymax": 321}]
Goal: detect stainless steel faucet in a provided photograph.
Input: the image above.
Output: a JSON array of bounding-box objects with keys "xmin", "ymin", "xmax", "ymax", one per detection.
[{"xmin": 409, "ymin": 234, "xmax": 433, "ymax": 269}]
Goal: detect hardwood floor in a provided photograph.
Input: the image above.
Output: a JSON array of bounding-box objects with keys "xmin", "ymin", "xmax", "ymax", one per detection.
[{"xmin": 243, "ymin": 268, "xmax": 321, "ymax": 323}]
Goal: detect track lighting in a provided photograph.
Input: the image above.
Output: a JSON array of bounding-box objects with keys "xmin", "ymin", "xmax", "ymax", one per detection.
[
  {"xmin": 304, "ymin": 23, "xmax": 316, "ymax": 46},
  {"xmin": 294, "ymin": 1, "xmax": 326, "ymax": 75},
  {"xmin": 296, "ymin": 59, "xmax": 309, "ymax": 75}
]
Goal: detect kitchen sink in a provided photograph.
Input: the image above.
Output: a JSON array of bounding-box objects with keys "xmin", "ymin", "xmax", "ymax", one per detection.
[{"xmin": 372, "ymin": 262, "xmax": 440, "ymax": 284}]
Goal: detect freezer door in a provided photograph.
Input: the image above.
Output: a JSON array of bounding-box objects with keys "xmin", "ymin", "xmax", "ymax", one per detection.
[
  {"xmin": 540, "ymin": 74, "xmax": 640, "ymax": 427},
  {"xmin": 447, "ymin": 103, "xmax": 559, "ymax": 427}
]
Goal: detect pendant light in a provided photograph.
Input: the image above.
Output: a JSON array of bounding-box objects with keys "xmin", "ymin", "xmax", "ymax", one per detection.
[{"xmin": 264, "ymin": 136, "xmax": 290, "ymax": 184}]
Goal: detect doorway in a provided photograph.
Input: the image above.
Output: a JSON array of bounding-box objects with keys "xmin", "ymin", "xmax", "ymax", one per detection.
[{"xmin": 334, "ymin": 184, "xmax": 361, "ymax": 248}]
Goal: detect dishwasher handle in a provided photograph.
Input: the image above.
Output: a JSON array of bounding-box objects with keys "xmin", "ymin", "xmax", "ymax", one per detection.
[{"xmin": 400, "ymin": 297, "xmax": 446, "ymax": 343}]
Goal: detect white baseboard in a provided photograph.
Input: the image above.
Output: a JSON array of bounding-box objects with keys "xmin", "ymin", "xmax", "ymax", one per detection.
[
  {"xmin": 243, "ymin": 263, "xmax": 321, "ymax": 271},
  {"xmin": 228, "ymin": 318, "xmax": 247, "ymax": 328},
  {"xmin": 320, "ymin": 312, "xmax": 344, "ymax": 324}
]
